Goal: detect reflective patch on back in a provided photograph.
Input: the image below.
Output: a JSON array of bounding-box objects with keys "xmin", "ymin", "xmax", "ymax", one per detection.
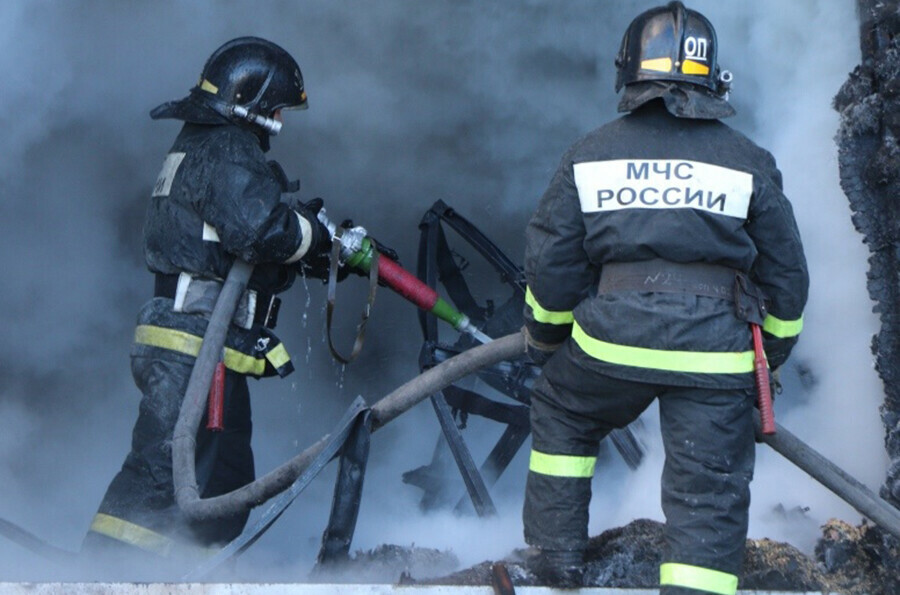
[
  {"xmin": 574, "ymin": 159, "xmax": 752, "ymax": 220},
  {"xmin": 151, "ymin": 152, "xmax": 186, "ymax": 197}
]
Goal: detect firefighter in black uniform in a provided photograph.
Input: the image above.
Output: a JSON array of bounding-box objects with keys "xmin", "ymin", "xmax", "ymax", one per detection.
[
  {"xmin": 522, "ymin": 3, "xmax": 809, "ymax": 592},
  {"xmin": 82, "ymin": 37, "xmax": 349, "ymax": 575}
]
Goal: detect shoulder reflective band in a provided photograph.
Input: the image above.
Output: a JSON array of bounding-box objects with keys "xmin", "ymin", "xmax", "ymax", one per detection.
[
  {"xmin": 525, "ymin": 286, "xmax": 574, "ymax": 326},
  {"xmin": 763, "ymin": 313, "xmax": 803, "ymax": 338},
  {"xmin": 134, "ymin": 324, "xmax": 289, "ymax": 376},
  {"xmin": 660, "ymin": 562, "xmax": 738, "ymax": 595},
  {"xmin": 572, "ymin": 322, "xmax": 755, "ymax": 374},
  {"xmin": 529, "ymin": 449, "xmax": 596, "ymax": 478},
  {"xmin": 89, "ymin": 513, "xmax": 173, "ymax": 557}
]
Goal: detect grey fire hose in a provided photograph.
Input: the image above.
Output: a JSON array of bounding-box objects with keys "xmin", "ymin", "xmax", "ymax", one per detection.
[
  {"xmin": 755, "ymin": 418, "xmax": 900, "ymax": 539},
  {"xmin": 173, "ymin": 260, "xmax": 900, "ymax": 541},
  {"xmin": 171, "ymin": 258, "xmax": 525, "ymax": 521},
  {"xmin": 172, "ymin": 260, "xmax": 255, "ymax": 519}
]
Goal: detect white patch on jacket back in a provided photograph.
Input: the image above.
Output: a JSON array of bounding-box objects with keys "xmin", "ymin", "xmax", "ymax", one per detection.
[{"xmin": 574, "ymin": 159, "xmax": 753, "ymax": 219}]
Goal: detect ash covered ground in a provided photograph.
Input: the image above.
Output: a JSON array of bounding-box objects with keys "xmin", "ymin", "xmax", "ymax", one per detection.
[{"xmin": 308, "ymin": 518, "xmax": 899, "ymax": 593}]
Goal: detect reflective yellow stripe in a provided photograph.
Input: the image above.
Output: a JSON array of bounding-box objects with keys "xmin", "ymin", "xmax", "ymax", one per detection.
[
  {"xmin": 660, "ymin": 562, "xmax": 738, "ymax": 595},
  {"xmin": 89, "ymin": 513, "xmax": 172, "ymax": 557},
  {"xmin": 134, "ymin": 324, "xmax": 270, "ymax": 376},
  {"xmin": 525, "ymin": 287, "xmax": 574, "ymax": 326},
  {"xmin": 640, "ymin": 57, "xmax": 673, "ymax": 73},
  {"xmin": 529, "ymin": 450, "xmax": 596, "ymax": 478},
  {"xmin": 266, "ymin": 342, "xmax": 291, "ymax": 370},
  {"xmin": 199, "ymin": 78, "xmax": 218, "ymax": 94},
  {"xmin": 681, "ymin": 59, "xmax": 710, "ymax": 75},
  {"xmin": 572, "ymin": 321, "xmax": 755, "ymax": 374},
  {"xmin": 763, "ymin": 313, "xmax": 803, "ymax": 338}
]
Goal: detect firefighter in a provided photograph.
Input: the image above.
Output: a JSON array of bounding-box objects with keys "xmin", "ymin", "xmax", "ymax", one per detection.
[
  {"xmin": 82, "ymin": 37, "xmax": 349, "ymax": 576},
  {"xmin": 521, "ymin": 3, "xmax": 809, "ymax": 592}
]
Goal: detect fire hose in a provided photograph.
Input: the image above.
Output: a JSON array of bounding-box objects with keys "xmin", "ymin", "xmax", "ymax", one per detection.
[
  {"xmin": 172, "ymin": 260, "xmax": 900, "ymax": 538},
  {"xmin": 3, "ymin": 259, "xmax": 900, "ymax": 565},
  {"xmin": 171, "ymin": 256, "xmax": 523, "ymax": 520}
]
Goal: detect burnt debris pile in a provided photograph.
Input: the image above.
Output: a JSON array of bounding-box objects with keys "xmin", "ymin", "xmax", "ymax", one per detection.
[
  {"xmin": 396, "ymin": 518, "xmax": 899, "ymax": 593},
  {"xmin": 835, "ymin": 0, "xmax": 900, "ymax": 507}
]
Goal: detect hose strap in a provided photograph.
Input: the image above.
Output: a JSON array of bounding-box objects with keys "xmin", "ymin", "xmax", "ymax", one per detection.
[{"xmin": 326, "ymin": 227, "xmax": 380, "ymax": 364}]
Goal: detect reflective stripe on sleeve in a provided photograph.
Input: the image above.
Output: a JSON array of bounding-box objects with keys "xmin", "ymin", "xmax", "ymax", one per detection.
[
  {"xmin": 660, "ymin": 562, "xmax": 738, "ymax": 595},
  {"xmin": 529, "ymin": 450, "xmax": 596, "ymax": 478},
  {"xmin": 525, "ymin": 286, "xmax": 574, "ymax": 326},
  {"xmin": 571, "ymin": 321, "xmax": 755, "ymax": 374},
  {"xmin": 134, "ymin": 324, "xmax": 271, "ymax": 376},
  {"xmin": 762, "ymin": 313, "xmax": 803, "ymax": 338},
  {"xmin": 89, "ymin": 513, "xmax": 173, "ymax": 557},
  {"xmin": 285, "ymin": 211, "xmax": 313, "ymax": 264}
]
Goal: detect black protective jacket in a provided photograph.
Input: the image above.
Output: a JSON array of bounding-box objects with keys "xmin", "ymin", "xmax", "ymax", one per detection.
[
  {"xmin": 85, "ymin": 121, "xmax": 326, "ymax": 562},
  {"xmin": 140, "ymin": 122, "xmax": 322, "ymax": 377},
  {"xmin": 524, "ymin": 101, "xmax": 809, "ymax": 389}
]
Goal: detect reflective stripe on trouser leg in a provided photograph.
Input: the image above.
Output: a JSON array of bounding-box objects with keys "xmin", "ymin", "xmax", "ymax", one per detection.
[
  {"xmin": 88, "ymin": 513, "xmax": 174, "ymax": 556},
  {"xmin": 524, "ymin": 449, "xmax": 596, "ymax": 548},
  {"xmin": 524, "ymin": 465, "xmax": 593, "ymax": 550},
  {"xmin": 660, "ymin": 562, "xmax": 739, "ymax": 595},
  {"xmin": 524, "ymin": 340, "xmax": 657, "ymax": 551},
  {"xmin": 658, "ymin": 385, "xmax": 755, "ymax": 589},
  {"xmin": 529, "ymin": 450, "xmax": 596, "ymax": 477},
  {"xmin": 92, "ymin": 352, "xmax": 254, "ymax": 550}
]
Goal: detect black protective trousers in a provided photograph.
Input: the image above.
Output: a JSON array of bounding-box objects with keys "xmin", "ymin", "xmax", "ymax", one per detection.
[
  {"xmin": 83, "ymin": 347, "xmax": 255, "ymax": 571},
  {"xmin": 524, "ymin": 339, "xmax": 756, "ymax": 591}
]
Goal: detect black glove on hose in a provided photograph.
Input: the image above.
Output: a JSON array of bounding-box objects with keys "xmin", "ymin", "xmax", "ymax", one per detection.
[
  {"xmin": 763, "ymin": 335, "xmax": 797, "ymax": 371},
  {"xmin": 294, "ymin": 198, "xmax": 348, "ymax": 283},
  {"xmin": 300, "ymin": 198, "xmax": 333, "ymax": 257},
  {"xmin": 370, "ymin": 236, "xmax": 400, "ymax": 263}
]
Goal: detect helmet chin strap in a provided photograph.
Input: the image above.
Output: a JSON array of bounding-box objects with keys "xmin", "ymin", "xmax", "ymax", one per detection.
[{"xmin": 203, "ymin": 96, "xmax": 283, "ymax": 136}]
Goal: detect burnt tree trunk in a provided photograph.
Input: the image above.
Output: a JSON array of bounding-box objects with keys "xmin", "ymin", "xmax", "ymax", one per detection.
[{"xmin": 834, "ymin": 0, "xmax": 900, "ymax": 506}]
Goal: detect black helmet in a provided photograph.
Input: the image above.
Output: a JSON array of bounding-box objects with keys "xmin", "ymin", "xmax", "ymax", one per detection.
[
  {"xmin": 615, "ymin": 2, "xmax": 731, "ymax": 96},
  {"xmin": 151, "ymin": 36, "xmax": 307, "ymax": 135}
]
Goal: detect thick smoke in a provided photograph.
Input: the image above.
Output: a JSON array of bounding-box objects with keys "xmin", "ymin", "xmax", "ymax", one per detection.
[{"xmin": 0, "ymin": 0, "xmax": 881, "ymax": 582}]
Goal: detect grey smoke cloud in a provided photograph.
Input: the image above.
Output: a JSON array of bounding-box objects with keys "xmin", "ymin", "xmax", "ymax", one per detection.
[{"xmin": 0, "ymin": 0, "xmax": 882, "ymax": 582}]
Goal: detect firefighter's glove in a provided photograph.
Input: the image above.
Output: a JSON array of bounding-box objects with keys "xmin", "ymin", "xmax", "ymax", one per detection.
[
  {"xmin": 371, "ymin": 236, "xmax": 400, "ymax": 264},
  {"xmin": 298, "ymin": 197, "xmax": 331, "ymax": 254},
  {"xmin": 298, "ymin": 252, "xmax": 349, "ymax": 283},
  {"xmin": 771, "ymin": 366, "xmax": 783, "ymax": 395},
  {"xmin": 522, "ymin": 326, "xmax": 561, "ymax": 366},
  {"xmin": 763, "ymin": 335, "xmax": 797, "ymax": 371},
  {"xmin": 295, "ymin": 198, "xmax": 344, "ymax": 283}
]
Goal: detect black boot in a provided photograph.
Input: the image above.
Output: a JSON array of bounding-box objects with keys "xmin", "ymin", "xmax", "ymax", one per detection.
[{"xmin": 528, "ymin": 548, "xmax": 585, "ymax": 589}]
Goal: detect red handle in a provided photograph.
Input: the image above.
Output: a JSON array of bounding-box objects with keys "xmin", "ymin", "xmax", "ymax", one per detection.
[
  {"xmin": 206, "ymin": 360, "xmax": 225, "ymax": 432},
  {"xmin": 751, "ymin": 323, "xmax": 775, "ymax": 435},
  {"xmin": 377, "ymin": 256, "xmax": 440, "ymax": 312}
]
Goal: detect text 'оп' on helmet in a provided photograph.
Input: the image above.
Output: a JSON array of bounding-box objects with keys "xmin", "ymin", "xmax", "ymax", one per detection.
[{"xmin": 615, "ymin": 1, "xmax": 732, "ymax": 96}]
